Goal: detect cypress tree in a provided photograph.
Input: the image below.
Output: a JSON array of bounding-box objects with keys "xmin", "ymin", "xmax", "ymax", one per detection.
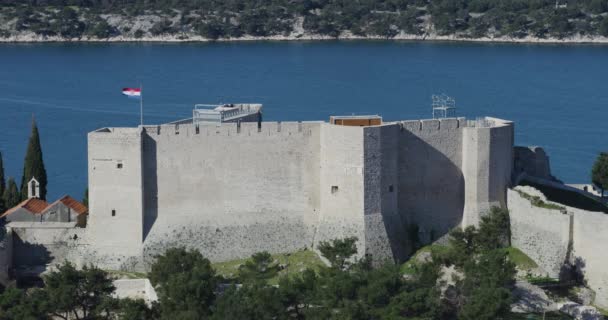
[
  {"xmin": 20, "ymin": 118, "xmax": 47, "ymax": 200},
  {"xmin": 0, "ymin": 151, "xmax": 5, "ymax": 213},
  {"xmin": 3, "ymin": 177, "xmax": 20, "ymax": 209},
  {"xmin": 82, "ymin": 187, "xmax": 88, "ymax": 208}
]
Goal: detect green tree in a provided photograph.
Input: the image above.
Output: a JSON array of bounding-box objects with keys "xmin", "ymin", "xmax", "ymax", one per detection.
[
  {"xmin": 52, "ymin": 7, "xmax": 85, "ymax": 38},
  {"xmin": 149, "ymin": 248, "xmax": 218, "ymax": 320},
  {"xmin": 238, "ymin": 251, "xmax": 278, "ymax": 283},
  {"xmin": 211, "ymin": 282, "xmax": 284, "ymax": 320},
  {"xmin": 0, "ymin": 287, "xmax": 51, "ymax": 319},
  {"xmin": 116, "ymin": 299, "xmax": 159, "ymax": 320},
  {"xmin": 476, "ymin": 206, "xmax": 511, "ymax": 251},
  {"xmin": 83, "ymin": 187, "xmax": 89, "ymax": 208},
  {"xmin": 87, "ymin": 19, "xmax": 114, "ymax": 38},
  {"xmin": 20, "ymin": 118, "xmax": 47, "ymax": 200},
  {"xmin": 0, "ymin": 152, "xmax": 5, "ymax": 213},
  {"xmin": 44, "ymin": 263, "xmax": 116, "ymax": 320},
  {"xmin": 600, "ymin": 17, "xmax": 608, "ymax": 37},
  {"xmin": 590, "ymin": 0, "xmax": 608, "ymax": 14},
  {"xmin": 432, "ymin": 206, "xmax": 516, "ymax": 319},
  {"xmin": 3, "ymin": 177, "xmax": 20, "ymax": 209},
  {"xmin": 457, "ymin": 250, "xmax": 516, "ymax": 320},
  {"xmin": 381, "ymin": 263, "xmax": 443, "ymax": 319},
  {"xmin": 592, "ymin": 152, "xmax": 608, "ymax": 198},
  {"xmin": 317, "ymin": 237, "xmax": 358, "ymax": 270},
  {"xmin": 277, "ymin": 269, "xmax": 319, "ymax": 319}
]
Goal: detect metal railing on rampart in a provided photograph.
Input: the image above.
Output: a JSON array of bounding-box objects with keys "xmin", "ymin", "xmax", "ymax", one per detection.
[{"xmin": 221, "ymin": 105, "xmax": 259, "ymax": 121}]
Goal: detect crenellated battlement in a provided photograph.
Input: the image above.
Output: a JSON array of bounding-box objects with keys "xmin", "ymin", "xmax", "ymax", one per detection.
[{"xmin": 139, "ymin": 121, "xmax": 323, "ymax": 138}]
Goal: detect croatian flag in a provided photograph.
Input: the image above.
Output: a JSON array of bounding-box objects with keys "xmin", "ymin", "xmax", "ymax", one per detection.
[{"xmin": 122, "ymin": 88, "xmax": 142, "ymax": 99}]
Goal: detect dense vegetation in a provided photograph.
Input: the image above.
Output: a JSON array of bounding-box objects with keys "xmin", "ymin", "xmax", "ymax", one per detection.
[
  {"xmin": 0, "ymin": 119, "xmax": 48, "ymax": 211},
  {"xmin": 0, "ymin": 207, "xmax": 526, "ymax": 320},
  {"xmin": 1, "ymin": 0, "xmax": 608, "ymax": 40}
]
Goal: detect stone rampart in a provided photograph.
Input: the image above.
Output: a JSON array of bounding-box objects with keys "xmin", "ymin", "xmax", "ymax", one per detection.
[
  {"xmin": 508, "ymin": 186, "xmax": 608, "ymax": 309},
  {"xmin": 462, "ymin": 118, "xmax": 514, "ymax": 226},
  {"xmin": 85, "ymin": 116, "xmax": 514, "ymax": 269},
  {"xmin": 8, "ymin": 223, "xmax": 87, "ymax": 268},
  {"xmin": 362, "ymin": 124, "xmax": 405, "ymax": 262},
  {"xmin": 315, "ymin": 124, "xmax": 366, "ymax": 258},
  {"xmin": 508, "ymin": 187, "xmax": 570, "ymax": 277},
  {"xmin": 88, "ymin": 127, "xmax": 144, "ymax": 269},
  {"xmin": 572, "ymin": 210, "xmax": 608, "ymax": 309},
  {"xmin": 397, "ymin": 118, "xmax": 465, "ymax": 244},
  {"xmin": 513, "ymin": 146, "xmax": 557, "ymax": 182},
  {"xmin": 140, "ymin": 121, "xmax": 322, "ymax": 265}
]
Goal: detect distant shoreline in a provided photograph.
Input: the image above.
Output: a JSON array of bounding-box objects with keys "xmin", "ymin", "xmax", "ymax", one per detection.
[{"xmin": 2, "ymin": 32, "xmax": 608, "ymax": 45}]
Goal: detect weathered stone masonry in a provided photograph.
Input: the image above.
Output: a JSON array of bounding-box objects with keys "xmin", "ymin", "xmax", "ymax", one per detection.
[{"xmin": 85, "ymin": 117, "xmax": 514, "ymax": 270}]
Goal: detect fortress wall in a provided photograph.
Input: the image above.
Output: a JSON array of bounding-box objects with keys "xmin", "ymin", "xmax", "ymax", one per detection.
[
  {"xmin": 514, "ymin": 146, "xmax": 555, "ymax": 182},
  {"xmin": 397, "ymin": 118, "xmax": 465, "ymax": 243},
  {"xmin": 87, "ymin": 128, "xmax": 144, "ymax": 268},
  {"xmin": 572, "ymin": 210, "xmax": 608, "ymax": 309},
  {"xmin": 10, "ymin": 225, "xmax": 87, "ymax": 268},
  {"xmin": 462, "ymin": 119, "xmax": 514, "ymax": 226},
  {"xmin": 315, "ymin": 124, "xmax": 366, "ymax": 258},
  {"xmin": 508, "ymin": 188, "xmax": 570, "ymax": 278},
  {"xmin": 363, "ymin": 124, "xmax": 406, "ymax": 262},
  {"xmin": 140, "ymin": 122, "xmax": 322, "ymax": 264},
  {"xmin": 508, "ymin": 186, "xmax": 608, "ymax": 308}
]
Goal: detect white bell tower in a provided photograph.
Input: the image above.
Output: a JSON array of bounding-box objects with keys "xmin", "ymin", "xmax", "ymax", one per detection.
[{"xmin": 28, "ymin": 177, "xmax": 40, "ymax": 199}]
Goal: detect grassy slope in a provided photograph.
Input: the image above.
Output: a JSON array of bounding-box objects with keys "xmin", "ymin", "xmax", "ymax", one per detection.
[
  {"xmin": 400, "ymin": 245, "xmax": 449, "ymax": 275},
  {"xmin": 505, "ymin": 247, "xmax": 538, "ymax": 271},
  {"xmin": 212, "ymin": 249, "xmax": 325, "ymax": 285}
]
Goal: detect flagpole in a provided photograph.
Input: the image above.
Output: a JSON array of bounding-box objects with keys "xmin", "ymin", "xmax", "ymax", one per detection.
[{"xmin": 140, "ymin": 84, "xmax": 143, "ymax": 126}]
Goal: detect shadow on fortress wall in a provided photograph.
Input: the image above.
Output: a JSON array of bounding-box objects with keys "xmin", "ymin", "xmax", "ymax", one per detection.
[
  {"xmin": 12, "ymin": 236, "xmax": 51, "ymax": 268},
  {"xmin": 12, "ymin": 236, "xmax": 51, "ymax": 288},
  {"xmin": 142, "ymin": 130, "xmax": 158, "ymax": 241},
  {"xmin": 397, "ymin": 129, "xmax": 464, "ymax": 250}
]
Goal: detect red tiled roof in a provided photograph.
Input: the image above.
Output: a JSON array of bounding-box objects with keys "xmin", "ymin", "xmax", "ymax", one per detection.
[
  {"xmin": 1, "ymin": 195, "xmax": 88, "ymax": 218},
  {"xmin": 1, "ymin": 198, "xmax": 49, "ymax": 218},
  {"xmin": 57, "ymin": 195, "xmax": 88, "ymax": 215}
]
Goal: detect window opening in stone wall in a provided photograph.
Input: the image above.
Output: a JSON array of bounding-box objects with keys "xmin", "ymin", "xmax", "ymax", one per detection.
[
  {"xmin": 112, "ymin": 210, "xmax": 116, "ymax": 217},
  {"xmin": 331, "ymin": 186, "xmax": 339, "ymax": 194},
  {"xmin": 195, "ymin": 125, "xmax": 200, "ymax": 134},
  {"xmin": 117, "ymin": 162, "xmax": 123, "ymax": 169},
  {"xmin": 389, "ymin": 185, "xmax": 394, "ymax": 192}
]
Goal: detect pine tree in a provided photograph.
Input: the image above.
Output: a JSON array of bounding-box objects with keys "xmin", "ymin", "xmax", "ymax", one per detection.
[
  {"xmin": 0, "ymin": 151, "xmax": 5, "ymax": 213},
  {"xmin": 20, "ymin": 118, "xmax": 47, "ymax": 200},
  {"xmin": 3, "ymin": 177, "xmax": 20, "ymax": 209}
]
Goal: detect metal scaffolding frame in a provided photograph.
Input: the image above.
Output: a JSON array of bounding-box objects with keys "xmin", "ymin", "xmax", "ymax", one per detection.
[{"xmin": 432, "ymin": 94, "xmax": 457, "ymax": 119}]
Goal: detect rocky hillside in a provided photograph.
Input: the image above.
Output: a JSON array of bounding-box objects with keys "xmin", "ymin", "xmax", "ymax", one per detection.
[{"xmin": 1, "ymin": 1, "xmax": 608, "ymax": 42}]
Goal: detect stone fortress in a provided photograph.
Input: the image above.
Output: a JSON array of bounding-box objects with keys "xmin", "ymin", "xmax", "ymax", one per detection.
[
  {"xmin": 85, "ymin": 103, "xmax": 513, "ymax": 269},
  {"xmin": 1, "ymin": 102, "xmax": 607, "ymax": 309}
]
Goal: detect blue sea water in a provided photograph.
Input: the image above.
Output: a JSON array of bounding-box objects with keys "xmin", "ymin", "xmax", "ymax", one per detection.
[{"xmin": 0, "ymin": 41, "xmax": 607, "ymax": 201}]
